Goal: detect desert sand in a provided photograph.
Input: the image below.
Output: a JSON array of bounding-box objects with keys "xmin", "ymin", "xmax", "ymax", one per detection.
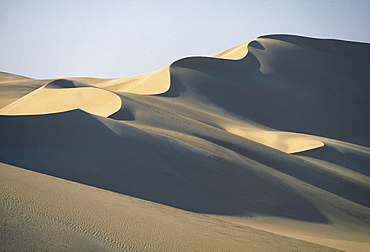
[{"xmin": 1, "ymin": 34, "xmax": 369, "ymax": 251}]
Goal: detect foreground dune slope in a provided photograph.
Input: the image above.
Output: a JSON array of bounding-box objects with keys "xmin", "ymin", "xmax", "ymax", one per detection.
[
  {"xmin": 1, "ymin": 34, "xmax": 369, "ymax": 251},
  {"xmin": 1, "ymin": 162, "xmax": 341, "ymax": 252}
]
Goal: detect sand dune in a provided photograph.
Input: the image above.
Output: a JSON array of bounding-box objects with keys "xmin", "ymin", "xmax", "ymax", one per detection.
[
  {"xmin": 0, "ymin": 72, "xmax": 49, "ymax": 108},
  {"xmin": 1, "ymin": 34, "xmax": 369, "ymax": 251},
  {"xmin": 0, "ymin": 79, "xmax": 121, "ymax": 117}
]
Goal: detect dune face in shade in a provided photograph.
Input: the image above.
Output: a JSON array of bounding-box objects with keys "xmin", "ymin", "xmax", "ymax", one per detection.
[
  {"xmin": 0, "ymin": 35, "xmax": 370, "ymax": 252},
  {"xmin": 0, "ymin": 79, "xmax": 122, "ymax": 117}
]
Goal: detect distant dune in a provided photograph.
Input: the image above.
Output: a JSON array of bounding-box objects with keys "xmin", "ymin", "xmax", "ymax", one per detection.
[{"xmin": 1, "ymin": 34, "xmax": 369, "ymax": 251}]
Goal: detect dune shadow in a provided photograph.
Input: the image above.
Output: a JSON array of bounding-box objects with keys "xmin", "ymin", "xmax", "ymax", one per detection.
[
  {"xmin": 0, "ymin": 110, "xmax": 330, "ymax": 223},
  {"xmin": 108, "ymin": 107, "xmax": 135, "ymax": 121},
  {"xmin": 44, "ymin": 79, "xmax": 93, "ymax": 89},
  {"xmin": 108, "ymin": 101, "xmax": 135, "ymax": 121},
  {"xmin": 158, "ymin": 75, "xmax": 186, "ymax": 98},
  {"xmin": 296, "ymin": 144, "xmax": 370, "ymax": 176},
  {"xmin": 200, "ymin": 136, "xmax": 370, "ymax": 208},
  {"xmin": 45, "ymin": 79, "xmax": 78, "ymax": 89},
  {"xmin": 158, "ymin": 55, "xmax": 251, "ymax": 98},
  {"xmin": 248, "ymin": 40, "xmax": 265, "ymax": 50}
]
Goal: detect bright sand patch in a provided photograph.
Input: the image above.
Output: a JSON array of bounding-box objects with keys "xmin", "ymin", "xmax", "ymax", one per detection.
[
  {"xmin": 0, "ymin": 80, "xmax": 121, "ymax": 117},
  {"xmin": 86, "ymin": 66, "xmax": 170, "ymax": 94},
  {"xmin": 220, "ymin": 125, "xmax": 324, "ymax": 153}
]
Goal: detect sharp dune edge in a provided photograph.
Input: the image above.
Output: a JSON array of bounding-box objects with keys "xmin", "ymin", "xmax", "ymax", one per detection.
[{"xmin": 0, "ymin": 34, "xmax": 369, "ymax": 251}]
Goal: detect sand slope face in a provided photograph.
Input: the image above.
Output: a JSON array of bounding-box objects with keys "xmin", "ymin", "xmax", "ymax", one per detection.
[
  {"xmin": 167, "ymin": 35, "xmax": 370, "ymax": 147},
  {"xmin": 1, "ymin": 162, "xmax": 340, "ymax": 252},
  {"xmin": 0, "ymin": 79, "xmax": 122, "ymax": 117},
  {"xmin": 0, "ymin": 72, "xmax": 50, "ymax": 108},
  {"xmin": 1, "ymin": 34, "xmax": 369, "ymax": 251}
]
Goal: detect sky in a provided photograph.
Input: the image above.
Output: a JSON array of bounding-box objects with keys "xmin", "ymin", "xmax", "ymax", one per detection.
[{"xmin": 1, "ymin": 0, "xmax": 369, "ymax": 79}]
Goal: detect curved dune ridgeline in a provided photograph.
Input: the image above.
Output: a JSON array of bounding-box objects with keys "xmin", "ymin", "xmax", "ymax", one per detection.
[
  {"xmin": 1, "ymin": 35, "xmax": 369, "ymax": 251},
  {"xmin": 0, "ymin": 79, "xmax": 122, "ymax": 117}
]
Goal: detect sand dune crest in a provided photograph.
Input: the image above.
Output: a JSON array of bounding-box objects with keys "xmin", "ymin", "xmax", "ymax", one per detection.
[{"xmin": 0, "ymin": 79, "xmax": 122, "ymax": 117}]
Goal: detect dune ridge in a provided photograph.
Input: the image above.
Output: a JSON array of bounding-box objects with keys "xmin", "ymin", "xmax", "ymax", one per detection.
[
  {"xmin": 1, "ymin": 34, "xmax": 369, "ymax": 251},
  {"xmin": 0, "ymin": 79, "xmax": 122, "ymax": 117}
]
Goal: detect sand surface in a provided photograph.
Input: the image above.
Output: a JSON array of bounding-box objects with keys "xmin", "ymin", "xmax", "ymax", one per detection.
[{"xmin": 1, "ymin": 34, "xmax": 369, "ymax": 251}]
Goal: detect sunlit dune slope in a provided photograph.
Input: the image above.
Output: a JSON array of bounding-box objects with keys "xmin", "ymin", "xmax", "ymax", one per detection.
[
  {"xmin": 93, "ymin": 66, "xmax": 170, "ymax": 94},
  {"xmin": 0, "ymin": 79, "xmax": 122, "ymax": 117},
  {"xmin": 1, "ymin": 34, "xmax": 369, "ymax": 251}
]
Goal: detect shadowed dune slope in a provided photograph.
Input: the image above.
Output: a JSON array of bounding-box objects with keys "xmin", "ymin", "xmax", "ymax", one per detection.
[
  {"xmin": 1, "ymin": 162, "xmax": 342, "ymax": 252},
  {"xmin": 0, "ymin": 110, "xmax": 336, "ymax": 219},
  {"xmin": 165, "ymin": 35, "xmax": 370, "ymax": 146},
  {"xmin": 1, "ymin": 34, "xmax": 369, "ymax": 251}
]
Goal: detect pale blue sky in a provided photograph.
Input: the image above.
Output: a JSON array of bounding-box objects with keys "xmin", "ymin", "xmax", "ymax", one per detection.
[{"xmin": 1, "ymin": 0, "xmax": 369, "ymax": 79}]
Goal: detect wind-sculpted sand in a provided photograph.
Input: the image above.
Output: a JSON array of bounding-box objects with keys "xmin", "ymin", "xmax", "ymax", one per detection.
[
  {"xmin": 0, "ymin": 79, "xmax": 121, "ymax": 117},
  {"xmin": 1, "ymin": 34, "xmax": 369, "ymax": 251}
]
